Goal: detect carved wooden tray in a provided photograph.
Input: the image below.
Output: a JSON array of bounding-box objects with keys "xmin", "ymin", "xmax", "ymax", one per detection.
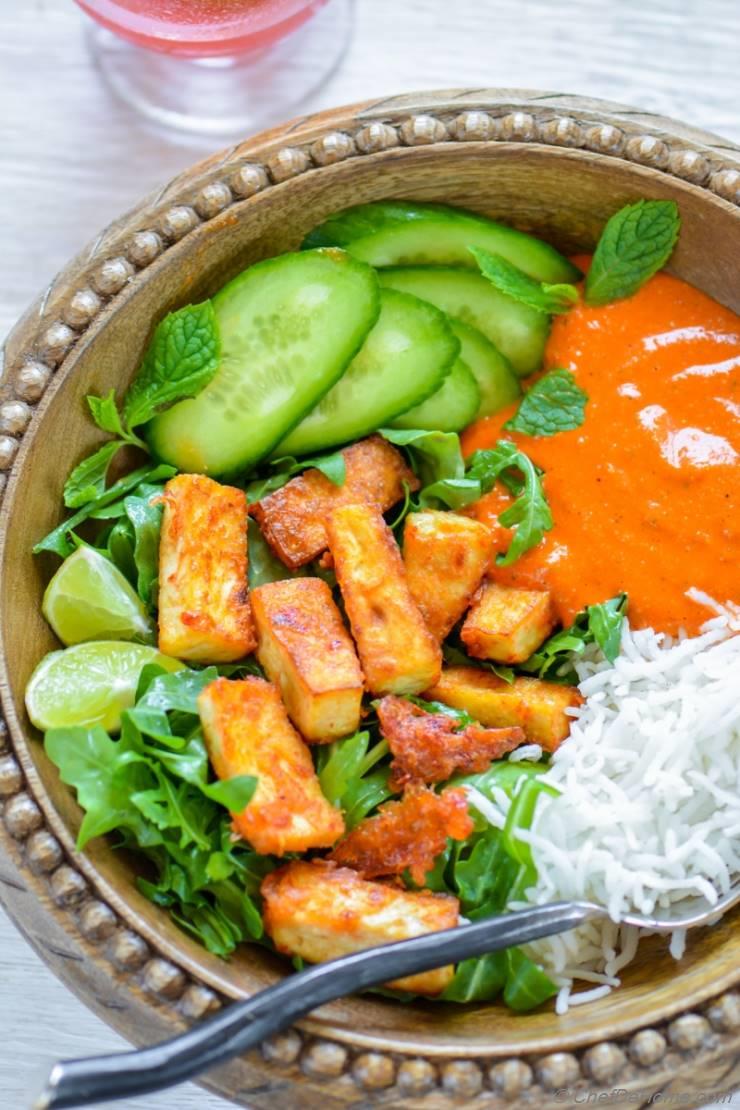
[{"xmin": 1, "ymin": 91, "xmax": 739, "ymax": 1109}]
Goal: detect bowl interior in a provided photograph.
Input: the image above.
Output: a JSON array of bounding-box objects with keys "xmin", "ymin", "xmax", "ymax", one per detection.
[{"xmin": 3, "ymin": 140, "xmax": 739, "ymax": 1057}]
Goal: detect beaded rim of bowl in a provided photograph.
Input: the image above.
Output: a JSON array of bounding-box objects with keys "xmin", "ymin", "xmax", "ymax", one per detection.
[{"xmin": 1, "ymin": 91, "xmax": 740, "ymax": 1107}]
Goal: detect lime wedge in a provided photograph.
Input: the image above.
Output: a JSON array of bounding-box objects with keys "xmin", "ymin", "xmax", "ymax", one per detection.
[
  {"xmin": 42, "ymin": 546, "xmax": 154, "ymax": 646},
  {"xmin": 25, "ymin": 642, "xmax": 183, "ymax": 733}
]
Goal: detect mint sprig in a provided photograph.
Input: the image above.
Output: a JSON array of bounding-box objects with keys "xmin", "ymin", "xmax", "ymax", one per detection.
[
  {"xmin": 504, "ymin": 368, "xmax": 588, "ymax": 437},
  {"xmin": 471, "ymin": 246, "xmax": 579, "ymax": 315},
  {"xmin": 585, "ymin": 200, "xmax": 680, "ymax": 306}
]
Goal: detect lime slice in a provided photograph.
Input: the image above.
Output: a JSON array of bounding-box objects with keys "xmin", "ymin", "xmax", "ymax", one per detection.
[
  {"xmin": 42, "ymin": 546, "xmax": 154, "ymax": 646},
  {"xmin": 25, "ymin": 642, "xmax": 183, "ymax": 733}
]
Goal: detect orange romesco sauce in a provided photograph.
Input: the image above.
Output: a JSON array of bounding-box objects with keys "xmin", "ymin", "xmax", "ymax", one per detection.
[{"xmin": 461, "ymin": 257, "xmax": 740, "ymax": 636}]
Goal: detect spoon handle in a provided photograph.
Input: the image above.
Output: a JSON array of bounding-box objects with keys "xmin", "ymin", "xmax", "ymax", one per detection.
[{"xmin": 38, "ymin": 900, "xmax": 598, "ymax": 1109}]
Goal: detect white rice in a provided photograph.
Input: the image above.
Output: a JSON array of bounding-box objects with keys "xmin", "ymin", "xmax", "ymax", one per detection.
[{"xmin": 484, "ymin": 594, "xmax": 740, "ymax": 1011}]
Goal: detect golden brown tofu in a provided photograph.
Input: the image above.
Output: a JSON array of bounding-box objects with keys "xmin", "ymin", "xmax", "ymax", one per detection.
[
  {"xmin": 261, "ymin": 860, "xmax": 459, "ymax": 995},
  {"xmin": 198, "ymin": 677, "xmax": 344, "ymax": 855},
  {"xmin": 252, "ymin": 435, "xmax": 418, "ymax": 568},
  {"xmin": 403, "ymin": 511, "xmax": 492, "ymax": 641},
  {"xmin": 425, "ymin": 666, "xmax": 582, "ymax": 752},
  {"xmin": 461, "ymin": 581, "xmax": 557, "ymax": 664},
  {"xmin": 251, "ymin": 577, "xmax": 364, "ymax": 743},
  {"xmin": 326, "ymin": 504, "xmax": 442, "ymax": 696},
  {"xmin": 158, "ymin": 474, "xmax": 256, "ymax": 663}
]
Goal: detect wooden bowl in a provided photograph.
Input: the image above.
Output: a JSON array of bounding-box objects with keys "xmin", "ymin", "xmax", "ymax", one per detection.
[{"xmin": 1, "ymin": 90, "xmax": 739, "ymax": 1109}]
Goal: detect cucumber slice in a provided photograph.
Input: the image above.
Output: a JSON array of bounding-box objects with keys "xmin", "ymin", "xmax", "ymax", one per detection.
[
  {"xmin": 390, "ymin": 357, "xmax": 480, "ymax": 432},
  {"xmin": 147, "ymin": 249, "xmax": 379, "ymax": 477},
  {"xmin": 304, "ymin": 201, "xmax": 580, "ymax": 283},
  {"xmin": 379, "ymin": 266, "xmax": 548, "ymax": 378},
  {"xmin": 274, "ymin": 289, "xmax": 458, "ymax": 457},
  {"xmin": 449, "ymin": 320, "xmax": 521, "ymax": 416}
]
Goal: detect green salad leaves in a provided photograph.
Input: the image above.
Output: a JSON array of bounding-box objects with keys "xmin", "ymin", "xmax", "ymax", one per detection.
[
  {"xmin": 380, "ymin": 429, "xmax": 553, "ymax": 566},
  {"xmin": 45, "ymin": 664, "xmax": 271, "ymax": 958},
  {"xmin": 505, "ymin": 368, "xmax": 588, "ymax": 438},
  {"xmin": 585, "ymin": 200, "xmax": 680, "ymax": 306},
  {"xmin": 522, "ymin": 593, "xmax": 628, "ymax": 680}
]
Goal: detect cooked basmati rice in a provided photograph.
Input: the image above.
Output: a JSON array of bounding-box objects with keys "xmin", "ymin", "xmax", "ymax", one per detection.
[{"xmin": 488, "ymin": 597, "xmax": 740, "ymax": 1011}]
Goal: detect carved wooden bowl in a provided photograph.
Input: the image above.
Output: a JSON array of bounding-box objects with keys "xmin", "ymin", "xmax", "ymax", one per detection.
[{"xmin": 1, "ymin": 91, "xmax": 739, "ymax": 1109}]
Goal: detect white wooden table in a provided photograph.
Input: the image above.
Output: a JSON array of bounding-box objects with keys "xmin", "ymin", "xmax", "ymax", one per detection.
[{"xmin": 1, "ymin": 0, "xmax": 739, "ymax": 1106}]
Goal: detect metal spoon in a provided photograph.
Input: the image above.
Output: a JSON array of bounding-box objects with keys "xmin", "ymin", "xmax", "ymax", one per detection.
[{"xmin": 37, "ymin": 886, "xmax": 740, "ymax": 1110}]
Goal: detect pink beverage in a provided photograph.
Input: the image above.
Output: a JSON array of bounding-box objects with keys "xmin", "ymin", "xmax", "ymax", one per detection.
[{"xmin": 74, "ymin": 0, "xmax": 330, "ymax": 58}]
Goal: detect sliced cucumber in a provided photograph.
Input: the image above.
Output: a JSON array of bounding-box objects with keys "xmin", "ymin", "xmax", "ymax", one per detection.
[
  {"xmin": 379, "ymin": 266, "xmax": 548, "ymax": 378},
  {"xmin": 449, "ymin": 320, "xmax": 521, "ymax": 416},
  {"xmin": 304, "ymin": 201, "xmax": 580, "ymax": 283},
  {"xmin": 147, "ymin": 249, "xmax": 379, "ymax": 477},
  {"xmin": 274, "ymin": 289, "xmax": 458, "ymax": 457},
  {"xmin": 390, "ymin": 357, "xmax": 480, "ymax": 433}
]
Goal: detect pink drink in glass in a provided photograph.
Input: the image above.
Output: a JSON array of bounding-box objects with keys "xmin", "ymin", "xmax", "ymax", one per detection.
[{"xmin": 74, "ymin": 0, "xmax": 330, "ymax": 58}]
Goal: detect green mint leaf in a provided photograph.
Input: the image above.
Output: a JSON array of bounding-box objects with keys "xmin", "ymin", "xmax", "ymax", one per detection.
[
  {"xmin": 587, "ymin": 592, "xmax": 628, "ymax": 662},
  {"xmin": 63, "ymin": 440, "xmax": 127, "ymax": 508},
  {"xmin": 87, "ymin": 390, "xmax": 128, "ymax": 439},
  {"xmin": 585, "ymin": 200, "xmax": 680, "ymax": 306},
  {"xmin": 34, "ymin": 462, "xmax": 176, "ymax": 557},
  {"xmin": 471, "ymin": 247, "xmax": 579, "ymax": 314},
  {"xmin": 504, "ymin": 368, "xmax": 588, "ymax": 437},
  {"xmin": 123, "ymin": 301, "xmax": 220, "ymax": 429}
]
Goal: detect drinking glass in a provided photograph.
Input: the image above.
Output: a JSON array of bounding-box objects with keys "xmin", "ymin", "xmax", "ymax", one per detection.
[{"xmin": 73, "ymin": 0, "xmax": 354, "ymax": 137}]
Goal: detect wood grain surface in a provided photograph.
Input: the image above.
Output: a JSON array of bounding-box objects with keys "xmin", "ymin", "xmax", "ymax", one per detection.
[{"xmin": 1, "ymin": 2, "xmax": 739, "ymax": 1108}]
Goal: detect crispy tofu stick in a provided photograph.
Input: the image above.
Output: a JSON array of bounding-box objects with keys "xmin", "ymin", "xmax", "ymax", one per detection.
[
  {"xmin": 251, "ymin": 577, "xmax": 364, "ymax": 743},
  {"xmin": 329, "ymin": 786, "xmax": 473, "ymax": 885},
  {"xmin": 403, "ymin": 511, "xmax": 492, "ymax": 641},
  {"xmin": 158, "ymin": 474, "xmax": 255, "ymax": 663},
  {"xmin": 326, "ymin": 503, "xmax": 442, "ymax": 696},
  {"xmin": 376, "ymin": 695, "xmax": 525, "ymax": 790},
  {"xmin": 425, "ymin": 666, "xmax": 582, "ymax": 752},
  {"xmin": 261, "ymin": 860, "xmax": 459, "ymax": 995},
  {"xmin": 252, "ymin": 435, "xmax": 418, "ymax": 568},
  {"xmin": 198, "ymin": 676, "xmax": 344, "ymax": 855},
  {"xmin": 461, "ymin": 581, "xmax": 556, "ymax": 664}
]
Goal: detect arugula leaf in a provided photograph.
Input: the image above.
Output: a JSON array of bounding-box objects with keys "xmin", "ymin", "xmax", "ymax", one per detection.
[
  {"xmin": 380, "ymin": 427, "xmax": 465, "ymax": 490},
  {"xmin": 63, "ymin": 441, "xmax": 128, "ymax": 509},
  {"xmin": 585, "ymin": 200, "xmax": 680, "ymax": 306},
  {"xmin": 34, "ymin": 463, "xmax": 176, "ymax": 558},
  {"xmin": 471, "ymin": 247, "xmax": 579, "ymax": 315},
  {"xmin": 44, "ymin": 664, "xmax": 274, "ymax": 959},
  {"xmin": 442, "ymin": 643, "xmax": 515, "ymax": 684},
  {"xmin": 315, "ymin": 731, "xmax": 393, "ymax": 829},
  {"xmin": 121, "ymin": 487, "xmax": 164, "ymax": 608},
  {"xmin": 123, "ymin": 301, "xmax": 220, "ymax": 429},
  {"xmin": 496, "ymin": 451, "xmax": 553, "ymax": 566},
  {"xmin": 246, "ymin": 448, "xmax": 347, "ymax": 501},
  {"xmin": 247, "ymin": 518, "xmax": 306, "ymax": 588},
  {"xmin": 588, "ymin": 593, "xmax": 628, "ymax": 662},
  {"xmin": 87, "ymin": 390, "xmax": 129, "ymax": 439},
  {"xmin": 442, "ymin": 951, "xmax": 509, "ymax": 1002},
  {"xmin": 503, "ymin": 948, "xmax": 559, "ymax": 1010},
  {"xmin": 522, "ymin": 593, "xmax": 628, "ymax": 679},
  {"xmin": 405, "ymin": 696, "xmax": 476, "ymax": 728},
  {"xmin": 504, "ymin": 368, "xmax": 588, "ymax": 437}
]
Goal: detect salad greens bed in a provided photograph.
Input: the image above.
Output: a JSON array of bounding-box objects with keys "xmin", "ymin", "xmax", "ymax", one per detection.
[{"xmin": 29, "ymin": 197, "xmax": 679, "ymax": 1012}]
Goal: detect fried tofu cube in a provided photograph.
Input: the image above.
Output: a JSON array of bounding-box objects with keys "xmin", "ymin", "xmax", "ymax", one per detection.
[
  {"xmin": 425, "ymin": 666, "xmax": 582, "ymax": 752},
  {"xmin": 326, "ymin": 503, "xmax": 441, "ymax": 696},
  {"xmin": 158, "ymin": 474, "xmax": 256, "ymax": 663},
  {"xmin": 251, "ymin": 577, "xmax": 363, "ymax": 743},
  {"xmin": 403, "ymin": 510, "xmax": 492, "ymax": 641},
  {"xmin": 198, "ymin": 677, "xmax": 344, "ymax": 855},
  {"xmin": 262, "ymin": 860, "xmax": 459, "ymax": 995},
  {"xmin": 461, "ymin": 582, "xmax": 557, "ymax": 664},
  {"xmin": 252, "ymin": 435, "xmax": 418, "ymax": 568}
]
